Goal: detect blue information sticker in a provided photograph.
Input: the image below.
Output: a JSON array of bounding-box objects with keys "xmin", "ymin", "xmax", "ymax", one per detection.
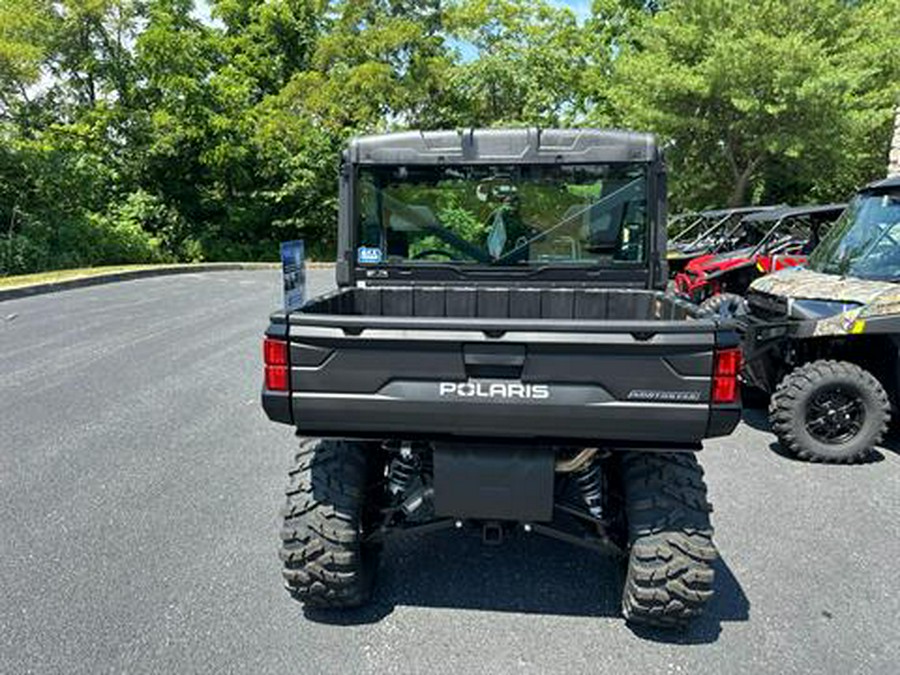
[
  {"xmin": 357, "ymin": 246, "xmax": 383, "ymax": 264},
  {"xmin": 280, "ymin": 240, "xmax": 306, "ymax": 311}
]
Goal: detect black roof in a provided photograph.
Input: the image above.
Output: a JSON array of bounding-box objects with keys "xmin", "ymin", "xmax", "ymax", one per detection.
[
  {"xmin": 742, "ymin": 203, "xmax": 847, "ymax": 223},
  {"xmin": 863, "ymin": 175, "xmax": 900, "ymax": 192},
  {"xmin": 346, "ymin": 128, "xmax": 660, "ymax": 165}
]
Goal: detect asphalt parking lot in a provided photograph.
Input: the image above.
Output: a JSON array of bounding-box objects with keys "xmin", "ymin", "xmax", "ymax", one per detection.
[{"xmin": 2, "ymin": 269, "xmax": 899, "ymax": 674}]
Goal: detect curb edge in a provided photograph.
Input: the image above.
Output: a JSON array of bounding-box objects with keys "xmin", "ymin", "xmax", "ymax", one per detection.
[{"xmin": 0, "ymin": 262, "xmax": 334, "ymax": 302}]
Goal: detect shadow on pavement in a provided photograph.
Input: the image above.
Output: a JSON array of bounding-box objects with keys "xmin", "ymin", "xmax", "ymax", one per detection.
[
  {"xmin": 880, "ymin": 433, "xmax": 900, "ymax": 457},
  {"xmin": 303, "ymin": 529, "xmax": 750, "ymax": 644},
  {"xmin": 741, "ymin": 407, "xmax": 772, "ymax": 432},
  {"xmin": 766, "ymin": 440, "xmax": 885, "ymax": 464},
  {"xmin": 740, "ymin": 385, "xmax": 771, "ymax": 411}
]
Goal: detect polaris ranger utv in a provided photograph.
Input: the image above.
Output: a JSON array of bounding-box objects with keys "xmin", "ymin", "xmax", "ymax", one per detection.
[
  {"xmin": 261, "ymin": 129, "xmax": 742, "ymax": 627},
  {"xmin": 743, "ymin": 176, "xmax": 900, "ymax": 463}
]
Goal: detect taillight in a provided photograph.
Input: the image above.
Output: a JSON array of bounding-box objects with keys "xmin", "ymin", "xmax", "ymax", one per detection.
[
  {"xmin": 711, "ymin": 347, "xmax": 742, "ymax": 404},
  {"xmin": 264, "ymin": 338, "xmax": 287, "ymax": 366},
  {"xmin": 263, "ymin": 338, "xmax": 288, "ymax": 391},
  {"xmin": 265, "ymin": 365, "xmax": 288, "ymax": 391}
]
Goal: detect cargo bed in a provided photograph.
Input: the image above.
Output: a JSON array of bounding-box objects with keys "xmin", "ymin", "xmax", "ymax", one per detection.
[
  {"xmin": 300, "ymin": 286, "xmax": 699, "ymax": 322},
  {"xmin": 262, "ymin": 286, "xmax": 741, "ymax": 448}
]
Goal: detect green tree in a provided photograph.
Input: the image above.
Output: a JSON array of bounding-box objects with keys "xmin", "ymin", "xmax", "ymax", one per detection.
[
  {"xmin": 3, "ymin": 0, "xmax": 899, "ymax": 275},
  {"xmin": 602, "ymin": 0, "xmax": 900, "ymax": 209},
  {"xmin": 445, "ymin": 0, "xmax": 588, "ymax": 126},
  {"xmin": 0, "ymin": 1, "xmax": 54, "ymax": 124},
  {"xmin": 215, "ymin": 0, "xmax": 464, "ymax": 253}
]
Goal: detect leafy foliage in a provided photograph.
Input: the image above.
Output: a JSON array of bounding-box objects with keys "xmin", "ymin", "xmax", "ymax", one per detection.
[
  {"xmin": 602, "ymin": 0, "xmax": 900, "ymax": 209},
  {"xmin": 0, "ymin": 0, "xmax": 897, "ymax": 274}
]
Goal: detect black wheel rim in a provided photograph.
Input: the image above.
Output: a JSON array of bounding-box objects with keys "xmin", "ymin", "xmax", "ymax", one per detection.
[{"xmin": 804, "ymin": 386, "xmax": 865, "ymax": 445}]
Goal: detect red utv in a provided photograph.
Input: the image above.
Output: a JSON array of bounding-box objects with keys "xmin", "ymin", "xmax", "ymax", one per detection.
[
  {"xmin": 667, "ymin": 205, "xmax": 782, "ymax": 275},
  {"xmin": 673, "ymin": 203, "xmax": 846, "ymax": 313}
]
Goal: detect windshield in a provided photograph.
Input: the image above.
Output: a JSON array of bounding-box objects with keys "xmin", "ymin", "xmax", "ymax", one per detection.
[
  {"xmin": 808, "ymin": 192, "xmax": 900, "ymax": 279},
  {"xmin": 668, "ymin": 213, "xmax": 703, "ymax": 242},
  {"xmin": 356, "ymin": 163, "xmax": 649, "ymax": 266}
]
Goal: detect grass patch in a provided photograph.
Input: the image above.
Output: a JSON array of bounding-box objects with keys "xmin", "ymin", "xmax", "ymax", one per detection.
[{"xmin": 0, "ymin": 264, "xmax": 192, "ymax": 289}]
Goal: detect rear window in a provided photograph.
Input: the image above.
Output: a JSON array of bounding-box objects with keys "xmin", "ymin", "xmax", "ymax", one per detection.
[{"xmin": 356, "ymin": 163, "xmax": 649, "ymax": 266}]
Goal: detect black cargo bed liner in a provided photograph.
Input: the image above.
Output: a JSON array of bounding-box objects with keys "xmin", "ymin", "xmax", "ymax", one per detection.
[{"xmin": 302, "ymin": 286, "xmax": 698, "ymax": 322}]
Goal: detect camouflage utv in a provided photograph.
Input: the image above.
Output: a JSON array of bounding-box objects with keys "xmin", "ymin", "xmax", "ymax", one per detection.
[{"xmin": 743, "ymin": 176, "xmax": 900, "ymax": 462}]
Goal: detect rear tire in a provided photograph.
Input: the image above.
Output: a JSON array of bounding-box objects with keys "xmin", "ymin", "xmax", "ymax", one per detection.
[
  {"xmin": 769, "ymin": 360, "xmax": 889, "ymax": 463},
  {"xmin": 699, "ymin": 292, "xmax": 747, "ymax": 317},
  {"xmin": 280, "ymin": 438, "xmax": 382, "ymax": 608},
  {"xmin": 620, "ymin": 453, "xmax": 717, "ymax": 628}
]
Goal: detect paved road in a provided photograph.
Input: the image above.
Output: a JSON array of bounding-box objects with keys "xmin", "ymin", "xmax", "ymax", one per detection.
[{"xmin": 1, "ymin": 270, "xmax": 899, "ymax": 674}]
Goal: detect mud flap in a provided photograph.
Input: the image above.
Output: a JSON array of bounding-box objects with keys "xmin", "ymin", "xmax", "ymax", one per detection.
[{"xmin": 433, "ymin": 443, "xmax": 554, "ymax": 522}]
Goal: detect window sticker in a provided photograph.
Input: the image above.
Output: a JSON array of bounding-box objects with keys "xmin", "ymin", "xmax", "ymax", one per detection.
[{"xmin": 358, "ymin": 246, "xmax": 383, "ymax": 264}]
